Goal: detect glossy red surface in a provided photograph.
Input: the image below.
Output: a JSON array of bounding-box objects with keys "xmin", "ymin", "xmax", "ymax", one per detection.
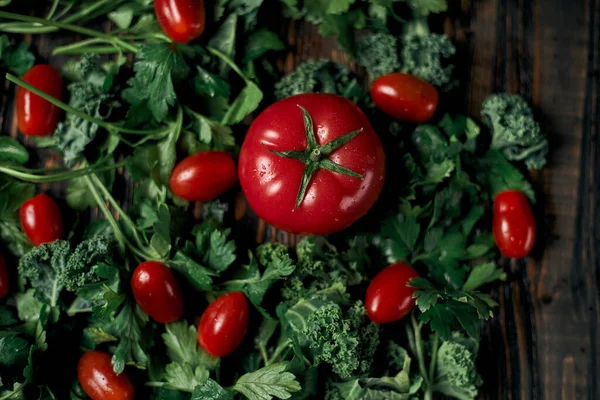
[
  {"xmin": 77, "ymin": 351, "xmax": 135, "ymax": 400},
  {"xmin": 155, "ymin": 0, "xmax": 206, "ymax": 44},
  {"xmin": 16, "ymin": 64, "xmax": 63, "ymax": 136},
  {"xmin": 19, "ymin": 193, "xmax": 64, "ymax": 246},
  {"xmin": 131, "ymin": 261, "xmax": 183, "ymax": 323},
  {"xmin": 493, "ymin": 190, "xmax": 536, "ymax": 258},
  {"xmin": 365, "ymin": 263, "xmax": 420, "ymax": 324},
  {"xmin": 371, "ymin": 73, "xmax": 439, "ymax": 123},
  {"xmin": 198, "ymin": 291, "xmax": 249, "ymax": 357},
  {"xmin": 170, "ymin": 151, "xmax": 237, "ymax": 202},
  {"xmin": 238, "ymin": 93, "xmax": 386, "ymax": 235}
]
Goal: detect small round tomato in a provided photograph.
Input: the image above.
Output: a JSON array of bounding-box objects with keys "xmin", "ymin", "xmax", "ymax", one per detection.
[
  {"xmin": 238, "ymin": 93, "xmax": 386, "ymax": 235},
  {"xmin": 0, "ymin": 253, "xmax": 8, "ymax": 299},
  {"xmin": 198, "ymin": 291, "xmax": 249, "ymax": 357},
  {"xmin": 371, "ymin": 73, "xmax": 439, "ymax": 123},
  {"xmin": 17, "ymin": 64, "xmax": 63, "ymax": 136},
  {"xmin": 131, "ymin": 261, "xmax": 183, "ymax": 323},
  {"xmin": 493, "ymin": 190, "xmax": 536, "ymax": 258},
  {"xmin": 77, "ymin": 351, "xmax": 135, "ymax": 400},
  {"xmin": 155, "ymin": 0, "xmax": 206, "ymax": 44},
  {"xmin": 170, "ymin": 151, "xmax": 237, "ymax": 202},
  {"xmin": 20, "ymin": 193, "xmax": 64, "ymax": 246},
  {"xmin": 365, "ymin": 263, "xmax": 420, "ymax": 324}
]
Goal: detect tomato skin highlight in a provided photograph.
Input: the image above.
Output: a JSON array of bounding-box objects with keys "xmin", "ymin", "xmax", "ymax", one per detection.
[
  {"xmin": 198, "ymin": 291, "xmax": 249, "ymax": 357},
  {"xmin": 0, "ymin": 253, "xmax": 9, "ymax": 299},
  {"xmin": 493, "ymin": 190, "xmax": 536, "ymax": 258},
  {"xmin": 19, "ymin": 193, "xmax": 64, "ymax": 246},
  {"xmin": 131, "ymin": 261, "xmax": 184, "ymax": 323},
  {"xmin": 17, "ymin": 64, "xmax": 63, "ymax": 136},
  {"xmin": 155, "ymin": 0, "xmax": 206, "ymax": 44},
  {"xmin": 365, "ymin": 263, "xmax": 420, "ymax": 324},
  {"xmin": 371, "ymin": 73, "xmax": 439, "ymax": 123},
  {"xmin": 170, "ymin": 151, "xmax": 237, "ymax": 202},
  {"xmin": 77, "ymin": 351, "xmax": 135, "ymax": 400},
  {"xmin": 238, "ymin": 93, "xmax": 386, "ymax": 235}
]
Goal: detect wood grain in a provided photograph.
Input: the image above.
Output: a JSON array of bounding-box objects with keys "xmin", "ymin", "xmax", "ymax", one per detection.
[{"xmin": 1, "ymin": 2, "xmax": 599, "ymax": 398}]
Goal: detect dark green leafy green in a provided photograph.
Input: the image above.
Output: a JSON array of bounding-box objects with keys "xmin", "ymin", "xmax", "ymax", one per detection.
[{"xmin": 0, "ymin": 35, "xmax": 34, "ymax": 76}]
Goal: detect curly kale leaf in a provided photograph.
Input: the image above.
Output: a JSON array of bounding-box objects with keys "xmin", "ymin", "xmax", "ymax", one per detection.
[
  {"xmin": 274, "ymin": 60, "xmax": 364, "ymax": 103},
  {"xmin": 287, "ymin": 294, "xmax": 379, "ymax": 380},
  {"xmin": 54, "ymin": 54, "xmax": 119, "ymax": 167},
  {"xmin": 400, "ymin": 20, "xmax": 455, "ymax": 87},
  {"xmin": 356, "ymin": 33, "xmax": 399, "ymax": 79},
  {"xmin": 18, "ymin": 237, "xmax": 114, "ymax": 306},
  {"xmin": 482, "ymin": 93, "xmax": 548, "ymax": 170},
  {"xmin": 432, "ymin": 334, "xmax": 482, "ymax": 400}
]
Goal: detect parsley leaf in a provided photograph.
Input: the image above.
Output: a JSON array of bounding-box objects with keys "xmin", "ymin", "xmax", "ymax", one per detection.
[
  {"xmin": 0, "ymin": 181, "xmax": 33, "ymax": 257},
  {"xmin": 123, "ymin": 44, "xmax": 190, "ymax": 122},
  {"xmin": 0, "ymin": 35, "xmax": 34, "ymax": 76},
  {"xmin": 0, "ymin": 137, "xmax": 29, "ymax": 164},
  {"xmin": 233, "ymin": 363, "xmax": 301, "ymax": 400},
  {"xmin": 192, "ymin": 379, "xmax": 234, "ymax": 400}
]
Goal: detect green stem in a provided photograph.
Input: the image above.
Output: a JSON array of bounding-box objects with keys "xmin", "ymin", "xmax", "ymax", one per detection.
[
  {"xmin": 429, "ymin": 332, "xmax": 440, "ymax": 384},
  {"xmin": 83, "ymin": 175, "xmax": 148, "ymax": 260},
  {"xmin": 0, "ymin": 11, "xmax": 138, "ymax": 52},
  {"xmin": 5, "ymin": 74, "xmax": 174, "ymax": 137},
  {"xmin": 412, "ymin": 314, "xmax": 431, "ymax": 391},
  {"xmin": 90, "ymin": 174, "xmax": 149, "ymax": 256},
  {"xmin": 46, "ymin": 0, "xmax": 61, "ymax": 20},
  {"xmin": 266, "ymin": 339, "xmax": 292, "ymax": 365},
  {"xmin": 0, "ymin": 160, "xmax": 126, "ymax": 183},
  {"xmin": 144, "ymin": 382, "xmax": 193, "ymax": 393},
  {"xmin": 207, "ymin": 46, "xmax": 250, "ymax": 83},
  {"xmin": 53, "ymin": 38, "xmax": 123, "ymax": 55}
]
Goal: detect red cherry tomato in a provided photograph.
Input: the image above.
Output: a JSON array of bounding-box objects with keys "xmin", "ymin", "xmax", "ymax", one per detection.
[
  {"xmin": 0, "ymin": 253, "xmax": 9, "ymax": 299},
  {"xmin": 155, "ymin": 0, "xmax": 206, "ymax": 44},
  {"xmin": 17, "ymin": 64, "xmax": 63, "ymax": 136},
  {"xmin": 238, "ymin": 93, "xmax": 386, "ymax": 235},
  {"xmin": 365, "ymin": 263, "xmax": 420, "ymax": 324},
  {"xmin": 493, "ymin": 190, "xmax": 536, "ymax": 258},
  {"xmin": 131, "ymin": 261, "xmax": 183, "ymax": 323},
  {"xmin": 371, "ymin": 73, "xmax": 439, "ymax": 123},
  {"xmin": 77, "ymin": 351, "xmax": 135, "ymax": 400},
  {"xmin": 19, "ymin": 193, "xmax": 64, "ymax": 246},
  {"xmin": 170, "ymin": 151, "xmax": 237, "ymax": 202},
  {"xmin": 198, "ymin": 291, "xmax": 249, "ymax": 357}
]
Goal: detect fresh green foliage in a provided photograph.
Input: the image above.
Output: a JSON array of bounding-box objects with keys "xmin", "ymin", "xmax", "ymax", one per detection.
[
  {"xmin": 400, "ymin": 19, "xmax": 455, "ymax": 86},
  {"xmin": 54, "ymin": 55, "xmax": 118, "ymax": 167},
  {"xmin": 356, "ymin": 32, "xmax": 400, "ymax": 79},
  {"xmin": 232, "ymin": 363, "xmax": 301, "ymax": 400},
  {"xmin": 0, "ymin": 137, "xmax": 29, "ymax": 164},
  {"xmin": 274, "ymin": 60, "xmax": 365, "ymax": 103},
  {"xmin": 123, "ymin": 43, "xmax": 190, "ymax": 122},
  {"xmin": 0, "ymin": 35, "xmax": 34, "ymax": 76},
  {"xmin": 432, "ymin": 334, "xmax": 482, "ymax": 399},
  {"xmin": 18, "ymin": 238, "xmax": 114, "ymax": 306},
  {"xmin": 482, "ymin": 93, "xmax": 548, "ymax": 170},
  {"xmin": 0, "ymin": 180, "xmax": 33, "ymax": 257}
]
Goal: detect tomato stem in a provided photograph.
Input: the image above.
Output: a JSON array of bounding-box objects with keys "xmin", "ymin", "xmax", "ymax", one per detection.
[{"xmin": 265, "ymin": 105, "xmax": 365, "ymax": 209}]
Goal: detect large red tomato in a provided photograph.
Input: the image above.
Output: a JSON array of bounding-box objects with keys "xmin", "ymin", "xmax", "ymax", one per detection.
[
  {"xmin": 17, "ymin": 64, "xmax": 63, "ymax": 136},
  {"xmin": 238, "ymin": 94, "xmax": 386, "ymax": 235},
  {"xmin": 493, "ymin": 190, "xmax": 536, "ymax": 258}
]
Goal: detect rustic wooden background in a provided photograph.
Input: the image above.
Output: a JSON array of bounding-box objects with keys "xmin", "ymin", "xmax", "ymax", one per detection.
[{"xmin": 1, "ymin": 0, "xmax": 599, "ymax": 399}]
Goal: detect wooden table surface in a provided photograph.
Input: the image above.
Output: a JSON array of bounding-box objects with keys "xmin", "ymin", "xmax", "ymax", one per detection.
[{"xmin": 1, "ymin": 1, "xmax": 599, "ymax": 399}]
